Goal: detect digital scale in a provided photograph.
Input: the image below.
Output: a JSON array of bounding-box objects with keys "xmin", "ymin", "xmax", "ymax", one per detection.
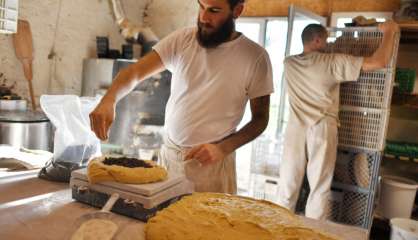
[{"xmin": 70, "ymin": 168, "xmax": 194, "ymax": 221}]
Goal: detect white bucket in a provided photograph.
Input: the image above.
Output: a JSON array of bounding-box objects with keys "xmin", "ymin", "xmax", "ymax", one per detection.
[
  {"xmin": 380, "ymin": 175, "xmax": 418, "ymax": 219},
  {"xmin": 390, "ymin": 218, "xmax": 418, "ymax": 240}
]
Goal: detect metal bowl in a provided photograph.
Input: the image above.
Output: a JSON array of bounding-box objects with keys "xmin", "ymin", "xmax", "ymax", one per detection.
[{"xmin": 0, "ymin": 99, "xmax": 27, "ymax": 111}]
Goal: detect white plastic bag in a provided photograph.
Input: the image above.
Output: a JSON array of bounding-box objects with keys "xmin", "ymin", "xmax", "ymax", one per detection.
[{"xmin": 38, "ymin": 95, "xmax": 101, "ymax": 181}]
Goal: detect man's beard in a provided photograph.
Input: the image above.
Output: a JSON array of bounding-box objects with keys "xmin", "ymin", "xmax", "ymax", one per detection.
[{"xmin": 197, "ymin": 15, "xmax": 235, "ymax": 48}]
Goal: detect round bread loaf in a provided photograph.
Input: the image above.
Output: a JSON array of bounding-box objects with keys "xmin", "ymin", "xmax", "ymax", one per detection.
[
  {"xmin": 146, "ymin": 192, "xmax": 339, "ymax": 240},
  {"xmin": 87, "ymin": 156, "xmax": 167, "ymax": 184}
]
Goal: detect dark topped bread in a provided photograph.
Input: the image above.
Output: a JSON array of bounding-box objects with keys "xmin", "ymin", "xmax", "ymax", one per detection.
[
  {"xmin": 103, "ymin": 157, "xmax": 153, "ymax": 168},
  {"xmin": 87, "ymin": 156, "xmax": 167, "ymax": 184}
]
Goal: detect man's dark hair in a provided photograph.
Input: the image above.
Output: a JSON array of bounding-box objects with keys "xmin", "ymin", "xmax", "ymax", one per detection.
[
  {"xmin": 227, "ymin": 0, "xmax": 244, "ymax": 9},
  {"xmin": 301, "ymin": 24, "xmax": 327, "ymax": 45}
]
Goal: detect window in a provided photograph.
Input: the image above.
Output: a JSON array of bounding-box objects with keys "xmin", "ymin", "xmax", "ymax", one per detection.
[
  {"xmin": 235, "ymin": 18, "xmax": 288, "ymax": 197},
  {"xmin": 0, "ymin": 0, "xmax": 18, "ymax": 34},
  {"xmin": 235, "ymin": 10, "xmax": 325, "ymax": 200}
]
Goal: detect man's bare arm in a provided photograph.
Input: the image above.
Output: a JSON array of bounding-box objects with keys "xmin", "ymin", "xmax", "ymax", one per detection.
[
  {"xmin": 218, "ymin": 95, "xmax": 270, "ymax": 154},
  {"xmin": 362, "ymin": 20, "xmax": 400, "ymax": 71},
  {"xmin": 103, "ymin": 50, "xmax": 164, "ymax": 103},
  {"xmin": 90, "ymin": 50, "xmax": 165, "ymax": 140}
]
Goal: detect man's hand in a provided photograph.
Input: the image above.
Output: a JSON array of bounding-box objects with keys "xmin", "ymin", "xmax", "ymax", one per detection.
[
  {"xmin": 363, "ymin": 20, "xmax": 400, "ymax": 71},
  {"xmin": 185, "ymin": 144, "xmax": 226, "ymax": 166},
  {"xmin": 89, "ymin": 97, "xmax": 116, "ymax": 141},
  {"xmin": 88, "ymin": 51, "xmax": 166, "ymax": 141},
  {"xmin": 378, "ymin": 20, "xmax": 400, "ymax": 34}
]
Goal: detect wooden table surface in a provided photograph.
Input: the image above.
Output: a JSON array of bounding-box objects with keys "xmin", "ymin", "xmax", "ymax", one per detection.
[{"xmin": 0, "ymin": 171, "xmax": 368, "ymax": 240}]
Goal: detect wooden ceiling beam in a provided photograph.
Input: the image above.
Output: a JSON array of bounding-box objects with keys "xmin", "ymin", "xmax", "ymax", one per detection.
[{"xmin": 242, "ymin": 0, "xmax": 401, "ymax": 17}]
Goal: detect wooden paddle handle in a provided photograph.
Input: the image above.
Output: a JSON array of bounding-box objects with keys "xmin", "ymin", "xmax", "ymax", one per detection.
[
  {"xmin": 22, "ymin": 59, "xmax": 36, "ymax": 110},
  {"xmin": 21, "ymin": 59, "xmax": 33, "ymax": 81},
  {"xmin": 27, "ymin": 79, "xmax": 36, "ymax": 111}
]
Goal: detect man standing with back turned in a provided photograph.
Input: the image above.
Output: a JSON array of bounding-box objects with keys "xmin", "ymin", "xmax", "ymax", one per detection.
[
  {"xmin": 89, "ymin": 0, "xmax": 274, "ymax": 194},
  {"xmin": 277, "ymin": 21, "xmax": 399, "ymax": 220}
]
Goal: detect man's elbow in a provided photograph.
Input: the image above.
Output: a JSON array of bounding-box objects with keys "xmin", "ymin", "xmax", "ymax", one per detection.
[
  {"xmin": 254, "ymin": 114, "xmax": 269, "ymax": 134},
  {"xmin": 375, "ymin": 59, "xmax": 387, "ymax": 69},
  {"xmin": 362, "ymin": 57, "xmax": 387, "ymax": 71}
]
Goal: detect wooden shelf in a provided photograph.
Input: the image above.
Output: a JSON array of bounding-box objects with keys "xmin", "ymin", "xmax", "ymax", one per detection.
[
  {"xmin": 392, "ymin": 92, "xmax": 418, "ymax": 107},
  {"xmin": 397, "ymin": 20, "xmax": 418, "ymax": 32}
]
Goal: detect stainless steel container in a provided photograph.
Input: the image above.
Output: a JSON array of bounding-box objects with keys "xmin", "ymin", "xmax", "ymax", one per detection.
[
  {"xmin": 81, "ymin": 59, "xmax": 115, "ymax": 96},
  {"xmin": 0, "ymin": 110, "xmax": 53, "ymax": 151},
  {"xmin": 81, "ymin": 58, "xmax": 137, "ymax": 97}
]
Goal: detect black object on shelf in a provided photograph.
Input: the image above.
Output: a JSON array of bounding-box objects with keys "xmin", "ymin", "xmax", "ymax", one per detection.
[
  {"xmin": 122, "ymin": 44, "xmax": 134, "ymax": 59},
  {"xmin": 370, "ymin": 217, "xmax": 390, "ymax": 240},
  {"xmin": 108, "ymin": 49, "xmax": 121, "ymax": 59},
  {"xmin": 96, "ymin": 36, "xmax": 109, "ymax": 58}
]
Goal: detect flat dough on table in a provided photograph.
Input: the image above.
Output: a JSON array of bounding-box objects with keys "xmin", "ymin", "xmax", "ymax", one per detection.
[
  {"xmin": 87, "ymin": 156, "xmax": 167, "ymax": 184},
  {"xmin": 71, "ymin": 219, "xmax": 117, "ymax": 240},
  {"xmin": 145, "ymin": 192, "xmax": 340, "ymax": 240},
  {"xmin": 280, "ymin": 227, "xmax": 341, "ymax": 240}
]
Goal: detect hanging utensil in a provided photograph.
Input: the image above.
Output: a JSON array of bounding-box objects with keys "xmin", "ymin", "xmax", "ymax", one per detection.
[{"xmin": 12, "ymin": 19, "xmax": 36, "ymax": 111}]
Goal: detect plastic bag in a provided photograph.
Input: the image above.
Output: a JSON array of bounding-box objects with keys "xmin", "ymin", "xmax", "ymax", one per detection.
[{"xmin": 38, "ymin": 95, "xmax": 102, "ymax": 182}]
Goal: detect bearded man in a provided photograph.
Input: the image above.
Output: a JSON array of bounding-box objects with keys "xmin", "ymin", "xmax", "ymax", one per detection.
[{"xmin": 89, "ymin": 0, "xmax": 273, "ymax": 194}]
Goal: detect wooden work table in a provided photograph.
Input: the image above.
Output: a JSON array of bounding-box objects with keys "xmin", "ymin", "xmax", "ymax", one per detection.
[{"xmin": 0, "ymin": 171, "xmax": 368, "ymax": 240}]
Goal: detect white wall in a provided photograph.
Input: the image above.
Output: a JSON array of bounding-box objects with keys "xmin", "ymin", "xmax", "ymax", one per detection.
[
  {"xmin": 0, "ymin": 0, "xmax": 197, "ymax": 105},
  {"xmin": 147, "ymin": 0, "xmax": 197, "ymax": 38}
]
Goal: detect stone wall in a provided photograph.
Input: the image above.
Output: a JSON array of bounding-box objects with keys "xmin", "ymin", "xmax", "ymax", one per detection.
[{"xmin": 0, "ymin": 0, "xmax": 198, "ymax": 103}]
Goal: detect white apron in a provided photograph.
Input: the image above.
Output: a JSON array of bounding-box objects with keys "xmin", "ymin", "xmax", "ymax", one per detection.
[{"xmin": 158, "ymin": 135, "xmax": 237, "ymax": 194}]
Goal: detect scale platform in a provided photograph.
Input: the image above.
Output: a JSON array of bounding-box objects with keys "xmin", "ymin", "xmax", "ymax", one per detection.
[{"xmin": 70, "ymin": 168, "xmax": 194, "ymax": 222}]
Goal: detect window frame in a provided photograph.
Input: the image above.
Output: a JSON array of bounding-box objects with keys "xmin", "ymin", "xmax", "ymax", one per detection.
[{"xmin": 237, "ymin": 17, "xmax": 287, "ymax": 47}]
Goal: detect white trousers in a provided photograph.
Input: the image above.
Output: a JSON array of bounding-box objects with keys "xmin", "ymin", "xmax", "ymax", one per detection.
[
  {"xmin": 277, "ymin": 116, "xmax": 338, "ymax": 220},
  {"xmin": 158, "ymin": 135, "xmax": 237, "ymax": 194}
]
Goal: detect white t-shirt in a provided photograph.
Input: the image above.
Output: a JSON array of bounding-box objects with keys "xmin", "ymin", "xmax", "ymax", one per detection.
[
  {"xmin": 153, "ymin": 27, "xmax": 273, "ymax": 147},
  {"xmin": 284, "ymin": 52, "xmax": 363, "ymax": 127}
]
